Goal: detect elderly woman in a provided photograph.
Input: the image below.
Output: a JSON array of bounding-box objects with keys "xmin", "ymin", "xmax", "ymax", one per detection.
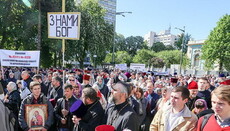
[
  {"xmin": 19, "ymin": 81, "xmax": 54, "ymax": 131},
  {"xmin": 3, "ymin": 82, "xmax": 21, "ymax": 118},
  {"xmin": 17, "ymin": 80, "xmax": 31, "ymax": 100},
  {"xmin": 155, "ymin": 86, "xmax": 172, "ymax": 112},
  {"xmin": 93, "ymin": 76, "xmax": 109, "ymax": 100}
]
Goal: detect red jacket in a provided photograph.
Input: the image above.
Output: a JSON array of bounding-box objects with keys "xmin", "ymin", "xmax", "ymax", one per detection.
[{"xmin": 197, "ymin": 114, "xmax": 230, "ymax": 131}]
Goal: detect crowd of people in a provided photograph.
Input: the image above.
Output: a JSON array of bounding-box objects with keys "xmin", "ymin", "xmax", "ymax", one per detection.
[{"xmin": 0, "ymin": 67, "xmax": 230, "ymax": 131}]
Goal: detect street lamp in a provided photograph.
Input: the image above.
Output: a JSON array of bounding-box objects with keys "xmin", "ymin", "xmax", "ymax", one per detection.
[
  {"xmin": 175, "ymin": 26, "xmax": 185, "ymax": 75},
  {"xmin": 93, "ymin": 55, "xmax": 97, "ymax": 68},
  {"xmin": 112, "ymin": 11, "xmax": 132, "ymax": 65}
]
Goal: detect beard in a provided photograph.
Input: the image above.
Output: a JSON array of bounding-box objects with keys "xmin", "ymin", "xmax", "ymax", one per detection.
[
  {"xmin": 108, "ymin": 94, "xmax": 120, "ymax": 104},
  {"xmin": 190, "ymin": 94, "xmax": 197, "ymax": 98},
  {"xmin": 108, "ymin": 94, "xmax": 114, "ymax": 104}
]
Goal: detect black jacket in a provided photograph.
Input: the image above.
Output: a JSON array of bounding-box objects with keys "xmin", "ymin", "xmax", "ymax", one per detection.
[
  {"xmin": 186, "ymin": 96, "xmax": 201, "ymax": 111},
  {"xmin": 18, "ymin": 94, "xmax": 54, "ymax": 131},
  {"xmin": 4, "ymin": 90, "xmax": 21, "ymax": 117},
  {"xmin": 75, "ymin": 100, "xmax": 104, "ymax": 131},
  {"xmin": 104, "ymin": 100, "xmax": 139, "ymax": 131},
  {"xmin": 54, "ymin": 96, "xmax": 77, "ymax": 130}
]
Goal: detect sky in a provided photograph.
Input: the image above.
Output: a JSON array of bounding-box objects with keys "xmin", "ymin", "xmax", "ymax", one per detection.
[{"xmin": 116, "ymin": 0, "xmax": 230, "ymax": 40}]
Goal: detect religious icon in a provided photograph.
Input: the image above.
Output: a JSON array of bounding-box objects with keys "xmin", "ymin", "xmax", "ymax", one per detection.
[{"xmin": 25, "ymin": 104, "xmax": 47, "ymax": 130}]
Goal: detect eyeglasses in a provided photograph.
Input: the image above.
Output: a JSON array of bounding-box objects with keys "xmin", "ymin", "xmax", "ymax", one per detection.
[
  {"xmin": 69, "ymin": 79, "xmax": 75, "ymax": 81},
  {"xmin": 195, "ymin": 105, "xmax": 205, "ymax": 109}
]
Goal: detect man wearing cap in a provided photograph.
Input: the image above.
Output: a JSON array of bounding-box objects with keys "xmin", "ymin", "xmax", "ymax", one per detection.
[
  {"xmin": 170, "ymin": 77, "xmax": 178, "ymax": 87},
  {"xmin": 103, "ymin": 81, "xmax": 139, "ymax": 131},
  {"xmin": 72, "ymin": 87, "xmax": 104, "ymax": 131},
  {"xmin": 81, "ymin": 74, "xmax": 91, "ymax": 89},
  {"xmin": 54, "ymin": 84, "xmax": 77, "ymax": 131},
  {"xmin": 218, "ymin": 73, "xmax": 226, "ymax": 83},
  {"xmin": 186, "ymin": 81, "xmax": 201, "ymax": 110},
  {"xmin": 150, "ymin": 86, "xmax": 197, "ymax": 131}
]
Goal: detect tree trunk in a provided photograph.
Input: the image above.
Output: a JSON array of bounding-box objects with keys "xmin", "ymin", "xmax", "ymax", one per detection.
[
  {"xmin": 54, "ymin": 51, "xmax": 57, "ymax": 67},
  {"xmin": 219, "ymin": 61, "xmax": 223, "ymax": 73}
]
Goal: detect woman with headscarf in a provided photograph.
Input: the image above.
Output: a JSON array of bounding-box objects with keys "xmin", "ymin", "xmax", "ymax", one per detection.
[
  {"xmin": 17, "ymin": 80, "xmax": 31, "ymax": 100},
  {"xmin": 93, "ymin": 76, "xmax": 109, "ymax": 100}
]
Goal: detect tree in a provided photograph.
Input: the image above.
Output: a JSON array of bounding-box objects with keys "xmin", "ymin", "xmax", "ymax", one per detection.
[
  {"xmin": 125, "ymin": 36, "xmax": 144, "ymax": 56},
  {"xmin": 201, "ymin": 14, "xmax": 230, "ymax": 72},
  {"xmin": 174, "ymin": 33, "xmax": 191, "ymax": 53},
  {"xmin": 103, "ymin": 51, "xmax": 132, "ymax": 65},
  {"xmin": 165, "ymin": 45, "xmax": 175, "ymax": 50},
  {"xmin": 114, "ymin": 33, "xmax": 126, "ymax": 52},
  {"xmin": 151, "ymin": 57, "xmax": 165, "ymax": 68},
  {"xmin": 115, "ymin": 51, "xmax": 132, "ymax": 65},
  {"xmin": 65, "ymin": 0, "xmax": 114, "ymax": 68},
  {"xmin": 156, "ymin": 50, "xmax": 189, "ymax": 68},
  {"xmin": 0, "ymin": 0, "xmax": 37, "ymax": 50},
  {"xmin": 150, "ymin": 42, "xmax": 166, "ymax": 52},
  {"xmin": 132, "ymin": 49, "xmax": 155, "ymax": 65}
]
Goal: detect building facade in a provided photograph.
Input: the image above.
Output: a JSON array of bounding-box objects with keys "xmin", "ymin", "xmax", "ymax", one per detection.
[
  {"xmin": 144, "ymin": 27, "xmax": 179, "ymax": 47},
  {"xmin": 75, "ymin": 0, "xmax": 117, "ymax": 24},
  {"xmin": 187, "ymin": 40, "xmax": 205, "ymax": 70},
  {"xmin": 99, "ymin": 0, "xmax": 117, "ymax": 24}
]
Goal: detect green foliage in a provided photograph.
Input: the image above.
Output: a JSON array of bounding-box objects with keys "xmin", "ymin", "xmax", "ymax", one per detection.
[
  {"xmin": 103, "ymin": 51, "xmax": 132, "ymax": 65},
  {"xmin": 125, "ymin": 36, "xmax": 145, "ymax": 56},
  {"xmin": 174, "ymin": 33, "xmax": 191, "ymax": 53},
  {"xmin": 151, "ymin": 57, "xmax": 164, "ymax": 68},
  {"xmin": 155, "ymin": 50, "xmax": 189, "ymax": 68},
  {"xmin": 165, "ymin": 45, "xmax": 175, "ymax": 50},
  {"xmin": 0, "ymin": 0, "xmax": 37, "ymax": 50},
  {"xmin": 201, "ymin": 14, "xmax": 230, "ymax": 72},
  {"xmin": 115, "ymin": 51, "xmax": 132, "ymax": 65},
  {"xmin": 114, "ymin": 33, "xmax": 126, "ymax": 52},
  {"xmin": 133, "ymin": 49, "xmax": 155, "ymax": 65},
  {"xmin": 104, "ymin": 53, "xmax": 113, "ymax": 63},
  {"xmin": 150, "ymin": 42, "xmax": 166, "ymax": 52},
  {"xmin": 66, "ymin": 0, "xmax": 114, "ymax": 68}
]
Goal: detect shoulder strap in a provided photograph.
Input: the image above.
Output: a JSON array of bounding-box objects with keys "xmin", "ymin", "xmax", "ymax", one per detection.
[{"xmin": 201, "ymin": 113, "xmax": 213, "ymax": 130}]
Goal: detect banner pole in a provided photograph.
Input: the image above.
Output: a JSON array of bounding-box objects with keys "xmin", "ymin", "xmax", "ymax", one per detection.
[
  {"xmin": 1, "ymin": 66, "xmax": 4, "ymax": 80},
  {"xmin": 62, "ymin": 0, "xmax": 66, "ymax": 88}
]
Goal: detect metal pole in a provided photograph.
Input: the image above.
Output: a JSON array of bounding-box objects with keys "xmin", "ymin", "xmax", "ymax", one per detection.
[
  {"xmin": 179, "ymin": 26, "xmax": 185, "ymax": 74},
  {"xmin": 112, "ymin": 20, "xmax": 116, "ymax": 66},
  {"xmin": 37, "ymin": 0, "xmax": 41, "ymax": 50},
  {"xmin": 112, "ymin": 12, "xmax": 132, "ymax": 66}
]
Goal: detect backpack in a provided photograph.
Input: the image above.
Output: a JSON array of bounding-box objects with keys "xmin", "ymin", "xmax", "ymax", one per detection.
[{"xmin": 200, "ymin": 113, "xmax": 213, "ymax": 131}]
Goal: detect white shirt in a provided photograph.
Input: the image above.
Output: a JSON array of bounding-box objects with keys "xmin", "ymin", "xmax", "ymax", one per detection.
[{"xmin": 166, "ymin": 108, "xmax": 185, "ymax": 131}]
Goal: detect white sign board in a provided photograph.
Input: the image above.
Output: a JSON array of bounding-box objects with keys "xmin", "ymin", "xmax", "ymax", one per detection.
[
  {"xmin": 130, "ymin": 63, "xmax": 146, "ymax": 72},
  {"xmin": 115, "ymin": 64, "xmax": 127, "ymax": 70},
  {"xmin": 48, "ymin": 12, "xmax": 81, "ymax": 39},
  {"xmin": 0, "ymin": 49, "xmax": 40, "ymax": 67}
]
